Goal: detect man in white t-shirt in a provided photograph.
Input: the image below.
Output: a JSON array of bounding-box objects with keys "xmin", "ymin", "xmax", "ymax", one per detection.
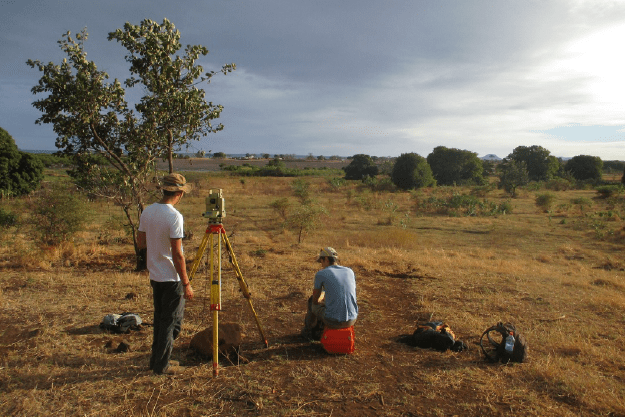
[{"xmin": 138, "ymin": 173, "xmax": 194, "ymax": 375}]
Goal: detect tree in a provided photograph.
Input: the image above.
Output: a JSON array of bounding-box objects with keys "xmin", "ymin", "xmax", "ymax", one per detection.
[
  {"xmin": 286, "ymin": 202, "xmax": 328, "ymax": 243},
  {"xmin": 506, "ymin": 145, "xmax": 559, "ymax": 182},
  {"xmin": 498, "ymin": 159, "xmax": 529, "ymax": 197},
  {"xmin": 343, "ymin": 154, "xmax": 378, "ymax": 180},
  {"xmin": 27, "ymin": 20, "xmax": 234, "ymax": 268},
  {"xmin": 390, "ymin": 153, "xmax": 436, "ymax": 190},
  {"xmin": 0, "ymin": 127, "xmax": 44, "ymax": 197},
  {"xmin": 426, "ymin": 146, "xmax": 485, "ymax": 186},
  {"xmin": 213, "ymin": 152, "xmax": 227, "ymax": 158},
  {"xmin": 565, "ymin": 155, "xmax": 603, "ymax": 181}
]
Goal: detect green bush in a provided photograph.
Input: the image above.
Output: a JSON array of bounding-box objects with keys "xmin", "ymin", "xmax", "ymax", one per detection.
[
  {"xmin": 328, "ymin": 177, "xmax": 346, "ymax": 191},
  {"xmin": 535, "ymin": 193, "xmax": 557, "ymax": 212},
  {"xmin": 270, "ymin": 197, "xmax": 291, "ymax": 220},
  {"xmin": 291, "ymin": 179, "xmax": 311, "ymax": 202},
  {"xmin": 596, "ymin": 185, "xmax": 623, "ymax": 198},
  {"xmin": 0, "ymin": 127, "xmax": 44, "ymax": 197},
  {"xmin": 545, "ymin": 178, "xmax": 573, "ymax": 191},
  {"xmin": 31, "ymin": 184, "xmax": 91, "ymax": 246},
  {"xmin": 0, "ymin": 207, "xmax": 17, "ymax": 228},
  {"xmin": 415, "ymin": 192, "xmax": 511, "ymax": 216},
  {"xmin": 391, "ymin": 153, "xmax": 436, "ymax": 190}
]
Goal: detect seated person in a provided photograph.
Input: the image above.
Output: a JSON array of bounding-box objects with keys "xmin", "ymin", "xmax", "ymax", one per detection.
[{"xmin": 303, "ymin": 247, "xmax": 358, "ymax": 340}]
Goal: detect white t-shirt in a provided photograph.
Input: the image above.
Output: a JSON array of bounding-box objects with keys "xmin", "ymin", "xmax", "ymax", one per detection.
[{"xmin": 138, "ymin": 203, "xmax": 185, "ymax": 282}]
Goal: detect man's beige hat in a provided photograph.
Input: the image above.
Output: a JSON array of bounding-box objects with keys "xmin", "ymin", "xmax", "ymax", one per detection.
[
  {"xmin": 316, "ymin": 247, "xmax": 338, "ymax": 262},
  {"xmin": 158, "ymin": 173, "xmax": 192, "ymax": 193}
]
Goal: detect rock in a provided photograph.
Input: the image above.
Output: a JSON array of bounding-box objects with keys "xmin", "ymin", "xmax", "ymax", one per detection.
[
  {"xmin": 190, "ymin": 322, "xmax": 242, "ymax": 359},
  {"xmin": 116, "ymin": 341, "xmax": 131, "ymax": 353}
]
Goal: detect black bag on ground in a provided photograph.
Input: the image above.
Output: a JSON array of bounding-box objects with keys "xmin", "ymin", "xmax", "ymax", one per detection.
[
  {"xmin": 401, "ymin": 321, "xmax": 467, "ymax": 352},
  {"xmin": 100, "ymin": 312, "xmax": 142, "ymax": 333},
  {"xmin": 480, "ymin": 322, "xmax": 527, "ymax": 363}
]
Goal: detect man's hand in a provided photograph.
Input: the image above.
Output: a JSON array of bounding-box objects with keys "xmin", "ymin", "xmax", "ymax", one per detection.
[{"xmin": 183, "ymin": 284, "xmax": 194, "ymax": 300}]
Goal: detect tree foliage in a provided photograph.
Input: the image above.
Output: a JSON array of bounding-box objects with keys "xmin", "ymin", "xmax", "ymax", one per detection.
[
  {"xmin": 565, "ymin": 155, "xmax": 603, "ymax": 181},
  {"xmin": 506, "ymin": 145, "xmax": 559, "ymax": 182},
  {"xmin": 0, "ymin": 127, "xmax": 44, "ymax": 197},
  {"xmin": 27, "ymin": 19, "xmax": 234, "ymax": 266},
  {"xmin": 391, "ymin": 153, "xmax": 435, "ymax": 190},
  {"xmin": 343, "ymin": 154, "xmax": 379, "ymax": 180},
  {"xmin": 498, "ymin": 159, "xmax": 529, "ymax": 197},
  {"xmin": 426, "ymin": 146, "xmax": 485, "ymax": 186}
]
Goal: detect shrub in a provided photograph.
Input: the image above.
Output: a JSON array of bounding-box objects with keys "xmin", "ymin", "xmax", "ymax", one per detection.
[
  {"xmin": 391, "ymin": 153, "xmax": 435, "ymax": 190},
  {"xmin": 285, "ymin": 202, "xmax": 328, "ymax": 243},
  {"xmin": 571, "ymin": 197, "xmax": 593, "ymax": 209},
  {"xmin": 328, "ymin": 177, "xmax": 346, "ymax": 191},
  {"xmin": 343, "ymin": 154, "xmax": 378, "ymax": 180},
  {"xmin": 545, "ymin": 178, "xmax": 573, "ymax": 191},
  {"xmin": 596, "ymin": 185, "xmax": 623, "ymax": 198},
  {"xmin": 470, "ymin": 183, "xmax": 496, "ymax": 197},
  {"xmin": 291, "ymin": 178, "xmax": 311, "ymax": 202},
  {"xmin": 0, "ymin": 207, "xmax": 17, "ymax": 228},
  {"xmin": 535, "ymin": 193, "xmax": 557, "ymax": 212},
  {"xmin": 31, "ymin": 184, "xmax": 91, "ymax": 246},
  {"xmin": 415, "ymin": 192, "xmax": 511, "ymax": 216},
  {"xmin": 270, "ymin": 197, "xmax": 291, "ymax": 220}
]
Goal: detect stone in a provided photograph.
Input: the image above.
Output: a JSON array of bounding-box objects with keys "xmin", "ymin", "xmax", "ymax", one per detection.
[{"xmin": 190, "ymin": 322, "xmax": 242, "ymax": 359}]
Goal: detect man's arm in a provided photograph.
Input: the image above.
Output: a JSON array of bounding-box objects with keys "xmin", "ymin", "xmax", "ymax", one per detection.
[
  {"xmin": 171, "ymin": 238, "xmax": 194, "ymax": 300},
  {"xmin": 312, "ymin": 288, "xmax": 322, "ymax": 305},
  {"xmin": 137, "ymin": 231, "xmax": 146, "ymax": 250}
]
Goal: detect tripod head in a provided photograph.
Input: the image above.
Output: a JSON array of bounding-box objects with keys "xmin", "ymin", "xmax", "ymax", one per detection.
[{"xmin": 203, "ymin": 189, "xmax": 226, "ymax": 224}]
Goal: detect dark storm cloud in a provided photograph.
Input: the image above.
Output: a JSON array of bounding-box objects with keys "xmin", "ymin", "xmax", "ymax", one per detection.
[{"xmin": 1, "ymin": 0, "xmax": 624, "ymax": 158}]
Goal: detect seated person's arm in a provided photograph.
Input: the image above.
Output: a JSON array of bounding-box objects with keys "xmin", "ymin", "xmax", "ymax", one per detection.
[{"xmin": 312, "ymin": 288, "xmax": 323, "ymax": 305}]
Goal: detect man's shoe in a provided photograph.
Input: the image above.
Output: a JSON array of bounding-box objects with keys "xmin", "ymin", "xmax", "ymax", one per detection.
[{"xmin": 154, "ymin": 365, "xmax": 185, "ymax": 375}]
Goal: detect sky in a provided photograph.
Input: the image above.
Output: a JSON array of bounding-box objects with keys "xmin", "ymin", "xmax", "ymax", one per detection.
[{"xmin": 1, "ymin": 0, "xmax": 624, "ymax": 160}]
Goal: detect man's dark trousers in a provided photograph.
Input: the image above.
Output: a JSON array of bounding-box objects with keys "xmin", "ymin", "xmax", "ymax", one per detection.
[{"xmin": 150, "ymin": 280, "xmax": 185, "ymax": 373}]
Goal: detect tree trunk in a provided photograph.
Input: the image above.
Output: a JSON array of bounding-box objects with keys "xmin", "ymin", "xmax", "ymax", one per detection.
[
  {"xmin": 124, "ymin": 205, "xmax": 147, "ymax": 271},
  {"xmin": 167, "ymin": 130, "xmax": 174, "ymax": 173}
]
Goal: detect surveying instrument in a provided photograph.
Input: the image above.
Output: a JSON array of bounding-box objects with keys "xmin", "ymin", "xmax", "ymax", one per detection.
[{"xmin": 188, "ymin": 189, "xmax": 268, "ymax": 377}]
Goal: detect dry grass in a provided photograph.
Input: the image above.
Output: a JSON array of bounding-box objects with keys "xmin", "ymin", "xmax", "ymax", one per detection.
[{"xmin": 1, "ymin": 169, "xmax": 625, "ymax": 416}]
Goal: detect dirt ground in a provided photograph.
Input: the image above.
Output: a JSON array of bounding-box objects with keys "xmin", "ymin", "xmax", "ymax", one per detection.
[{"xmin": 2, "ymin": 173, "xmax": 625, "ymax": 416}]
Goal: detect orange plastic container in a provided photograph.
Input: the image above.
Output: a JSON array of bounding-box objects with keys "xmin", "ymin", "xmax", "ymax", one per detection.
[{"xmin": 320, "ymin": 326, "xmax": 355, "ymax": 354}]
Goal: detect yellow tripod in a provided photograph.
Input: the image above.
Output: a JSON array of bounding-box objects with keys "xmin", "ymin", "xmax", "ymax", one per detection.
[{"xmin": 188, "ymin": 189, "xmax": 268, "ymax": 377}]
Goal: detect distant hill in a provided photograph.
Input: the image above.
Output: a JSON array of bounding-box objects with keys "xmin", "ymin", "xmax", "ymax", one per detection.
[{"xmin": 480, "ymin": 154, "xmax": 502, "ymax": 161}]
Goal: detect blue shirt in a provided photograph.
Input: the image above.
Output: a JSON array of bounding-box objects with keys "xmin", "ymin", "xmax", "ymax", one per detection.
[{"xmin": 314, "ymin": 265, "xmax": 358, "ymax": 322}]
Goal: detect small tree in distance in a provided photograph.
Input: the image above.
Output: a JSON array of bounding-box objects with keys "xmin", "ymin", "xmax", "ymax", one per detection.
[
  {"xmin": 498, "ymin": 160, "xmax": 529, "ymax": 197},
  {"xmin": 565, "ymin": 155, "xmax": 603, "ymax": 181},
  {"xmin": 391, "ymin": 153, "xmax": 436, "ymax": 190},
  {"xmin": 427, "ymin": 146, "xmax": 485, "ymax": 186},
  {"xmin": 343, "ymin": 154, "xmax": 378, "ymax": 180}
]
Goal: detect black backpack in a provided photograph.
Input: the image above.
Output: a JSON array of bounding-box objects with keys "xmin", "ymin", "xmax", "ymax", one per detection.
[
  {"xmin": 403, "ymin": 321, "xmax": 467, "ymax": 352},
  {"xmin": 100, "ymin": 312, "xmax": 143, "ymax": 334},
  {"xmin": 480, "ymin": 322, "xmax": 527, "ymax": 363}
]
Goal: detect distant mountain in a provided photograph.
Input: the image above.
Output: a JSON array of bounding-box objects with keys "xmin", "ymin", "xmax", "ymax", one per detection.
[{"xmin": 480, "ymin": 154, "xmax": 502, "ymax": 161}]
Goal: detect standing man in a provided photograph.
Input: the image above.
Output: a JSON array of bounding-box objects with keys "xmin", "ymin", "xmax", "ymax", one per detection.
[
  {"xmin": 303, "ymin": 247, "xmax": 358, "ymax": 340},
  {"xmin": 137, "ymin": 173, "xmax": 194, "ymax": 375}
]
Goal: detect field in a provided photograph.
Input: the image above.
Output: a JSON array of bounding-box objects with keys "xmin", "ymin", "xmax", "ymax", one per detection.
[{"xmin": 1, "ymin": 161, "xmax": 625, "ymax": 416}]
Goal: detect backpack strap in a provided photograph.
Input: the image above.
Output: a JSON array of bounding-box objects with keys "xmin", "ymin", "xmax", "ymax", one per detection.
[{"xmin": 480, "ymin": 322, "xmax": 509, "ymax": 362}]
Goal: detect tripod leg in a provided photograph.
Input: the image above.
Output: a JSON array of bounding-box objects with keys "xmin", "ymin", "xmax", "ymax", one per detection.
[
  {"xmin": 210, "ymin": 233, "xmax": 220, "ymax": 377},
  {"xmin": 221, "ymin": 231, "xmax": 269, "ymax": 347},
  {"xmin": 188, "ymin": 229, "xmax": 211, "ymax": 282}
]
